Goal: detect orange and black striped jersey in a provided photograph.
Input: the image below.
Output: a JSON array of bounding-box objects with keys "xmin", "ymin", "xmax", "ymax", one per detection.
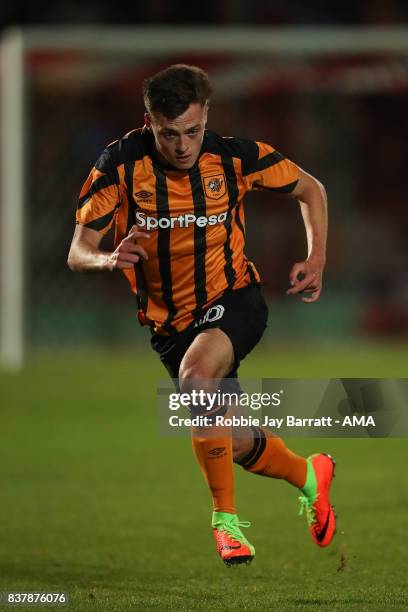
[{"xmin": 77, "ymin": 128, "xmax": 299, "ymax": 334}]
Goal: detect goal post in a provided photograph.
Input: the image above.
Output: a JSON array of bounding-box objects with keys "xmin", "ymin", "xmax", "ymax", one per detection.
[
  {"xmin": 1, "ymin": 29, "xmax": 25, "ymax": 370},
  {"xmin": 1, "ymin": 26, "xmax": 407, "ymax": 369}
]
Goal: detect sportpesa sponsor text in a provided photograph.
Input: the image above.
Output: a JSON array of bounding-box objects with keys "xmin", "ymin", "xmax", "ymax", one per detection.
[{"xmin": 135, "ymin": 210, "xmax": 228, "ymax": 230}]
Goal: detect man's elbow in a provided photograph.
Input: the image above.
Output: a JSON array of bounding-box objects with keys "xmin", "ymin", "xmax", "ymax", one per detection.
[
  {"xmin": 307, "ymin": 176, "xmax": 327, "ymax": 207},
  {"xmin": 293, "ymin": 170, "xmax": 327, "ymax": 203},
  {"xmin": 309, "ymin": 175, "xmax": 326, "ymax": 198},
  {"xmin": 317, "ymin": 178, "xmax": 327, "ymax": 199},
  {"xmin": 67, "ymin": 250, "xmax": 81, "ymax": 272}
]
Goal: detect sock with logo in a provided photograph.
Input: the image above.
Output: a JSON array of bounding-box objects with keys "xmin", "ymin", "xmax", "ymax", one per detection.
[
  {"xmin": 191, "ymin": 406, "xmax": 235, "ymax": 514},
  {"xmin": 238, "ymin": 427, "xmax": 307, "ymax": 488}
]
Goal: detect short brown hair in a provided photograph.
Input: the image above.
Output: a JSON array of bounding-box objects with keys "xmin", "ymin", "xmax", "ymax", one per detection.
[{"xmin": 143, "ymin": 64, "xmax": 212, "ymax": 120}]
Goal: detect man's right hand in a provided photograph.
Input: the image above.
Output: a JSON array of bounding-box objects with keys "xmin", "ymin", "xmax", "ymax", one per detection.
[
  {"xmin": 67, "ymin": 225, "xmax": 150, "ymax": 274},
  {"xmin": 107, "ymin": 225, "xmax": 150, "ymax": 270}
]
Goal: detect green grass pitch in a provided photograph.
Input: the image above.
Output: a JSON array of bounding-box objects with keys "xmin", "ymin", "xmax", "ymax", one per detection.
[{"xmin": 0, "ymin": 342, "xmax": 407, "ymax": 611}]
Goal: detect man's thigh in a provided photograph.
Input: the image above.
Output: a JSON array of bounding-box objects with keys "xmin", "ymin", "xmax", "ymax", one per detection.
[
  {"xmin": 197, "ymin": 283, "xmax": 268, "ymax": 370},
  {"xmin": 151, "ymin": 326, "xmax": 235, "ymax": 381},
  {"xmin": 179, "ymin": 328, "xmax": 234, "ymax": 380},
  {"xmin": 150, "ymin": 283, "xmax": 268, "ymax": 387}
]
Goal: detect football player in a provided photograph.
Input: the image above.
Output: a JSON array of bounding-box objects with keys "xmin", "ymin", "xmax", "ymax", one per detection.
[{"xmin": 68, "ymin": 64, "xmax": 335, "ymax": 565}]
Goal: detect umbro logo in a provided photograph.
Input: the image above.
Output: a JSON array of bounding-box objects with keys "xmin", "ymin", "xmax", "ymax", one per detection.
[
  {"xmin": 135, "ymin": 190, "xmax": 153, "ymax": 202},
  {"xmin": 208, "ymin": 447, "xmax": 226, "ymax": 456}
]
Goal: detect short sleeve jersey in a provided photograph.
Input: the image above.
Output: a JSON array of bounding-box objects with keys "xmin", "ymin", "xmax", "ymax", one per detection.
[{"xmin": 77, "ymin": 128, "xmax": 299, "ymax": 334}]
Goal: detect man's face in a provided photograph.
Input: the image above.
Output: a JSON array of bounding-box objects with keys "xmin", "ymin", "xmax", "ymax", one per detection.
[{"xmin": 145, "ymin": 102, "xmax": 208, "ymax": 170}]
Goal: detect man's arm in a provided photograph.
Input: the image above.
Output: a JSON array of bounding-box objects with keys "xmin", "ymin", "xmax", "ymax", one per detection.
[
  {"xmin": 286, "ymin": 168, "xmax": 328, "ymax": 303},
  {"xmin": 67, "ymin": 225, "xmax": 150, "ymax": 273}
]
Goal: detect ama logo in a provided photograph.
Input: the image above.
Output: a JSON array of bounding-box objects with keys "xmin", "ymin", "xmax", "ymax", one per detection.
[{"xmin": 342, "ymin": 415, "xmax": 376, "ymax": 427}]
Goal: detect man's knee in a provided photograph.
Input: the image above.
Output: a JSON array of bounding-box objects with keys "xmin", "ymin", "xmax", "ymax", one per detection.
[
  {"xmin": 179, "ymin": 328, "xmax": 234, "ymax": 390},
  {"xmin": 179, "ymin": 362, "xmax": 217, "ymax": 395},
  {"xmin": 179, "ymin": 362, "xmax": 224, "ymax": 419}
]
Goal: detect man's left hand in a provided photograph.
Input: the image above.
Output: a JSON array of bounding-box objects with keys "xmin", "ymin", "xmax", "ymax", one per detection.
[{"xmin": 286, "ymin": 258, "xmax": 325, "ymax": 303}]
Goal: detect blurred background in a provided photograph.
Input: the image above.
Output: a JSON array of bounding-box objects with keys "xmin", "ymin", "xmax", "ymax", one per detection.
[{"xmin": 0, "ymin": 3, "xmax": 407, "ymax": 354}]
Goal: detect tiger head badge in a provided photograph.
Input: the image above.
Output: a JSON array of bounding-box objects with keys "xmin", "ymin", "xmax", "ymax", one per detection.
[{"xmin": 203, "ymin": 174, "xmax": 226, "ymax": 200}]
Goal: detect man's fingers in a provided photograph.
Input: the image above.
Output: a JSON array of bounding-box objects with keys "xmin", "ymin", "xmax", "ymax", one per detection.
[
  {"xmin": 118, "ymin": 252, "xmax": 141, "ymax": 264},
  {"xmin": 289, "ymin": 263, "xmax": 305, "ymax": 287},
  {"xmin": 121, "ymin": 228, "xmax": 150, "ymax": 260},
  {"xmin": 286, "ymin": 272, "xmax": 316, "ymax": 295},
  {"xmin": 120, "ymin": 243, "xmax": 149, "ymax": 260},
  {"xmin": 115, "ymin": 260, "xmax": 137, "ymax": 269},
  {"xmin": 111, "ymin": 243, "xmax": 149, "ymax": 269},
  {"xmin": 301, "ymin": 288, "xmax": 322, "ymax": 303},
  {"xmin": 115, "ymin": 252, "xmax": 143, "ymax": 268},
  {"xmin": 126, "ymin": 226, "xmax": 150, "ymax": 241},
  {"xmin": 287, "ymin": 259, "xmax": 324, "ymax": 301}
]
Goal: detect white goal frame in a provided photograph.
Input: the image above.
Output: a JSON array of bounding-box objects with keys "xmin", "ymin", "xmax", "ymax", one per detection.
[{"xmin": 1, "ymin": 25, "xmax": 408, "ymax": 369}]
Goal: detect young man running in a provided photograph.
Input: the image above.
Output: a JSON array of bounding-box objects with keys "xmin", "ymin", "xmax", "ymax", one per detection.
[{"xmin": 68, "ymin": 64, "xmax": 335, "ymax": 566}]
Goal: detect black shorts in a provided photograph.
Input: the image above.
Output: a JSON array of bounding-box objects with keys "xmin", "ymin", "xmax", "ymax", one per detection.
[{"xmin": 150, "ymin": 283, "xmax": 268, "ymax": 387}]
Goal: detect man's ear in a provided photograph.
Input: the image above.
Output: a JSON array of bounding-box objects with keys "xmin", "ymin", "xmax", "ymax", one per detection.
[{"xmin": 144, "ymin": 112, "xmax": 152, "ymax": 128}]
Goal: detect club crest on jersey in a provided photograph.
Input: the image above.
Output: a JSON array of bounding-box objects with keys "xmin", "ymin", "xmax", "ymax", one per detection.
[{"xmin": 202, "ymin": 174, "xmax": 226, "ymax": 200}]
